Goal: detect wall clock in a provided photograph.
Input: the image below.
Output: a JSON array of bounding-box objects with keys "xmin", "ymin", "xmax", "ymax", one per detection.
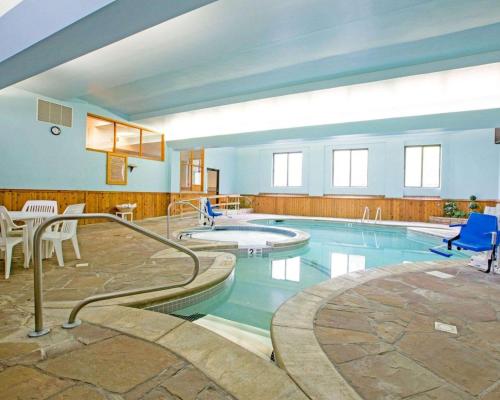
[{"xmin": 50, "ymin": 126, "xmax": 61, "ymax": 135}]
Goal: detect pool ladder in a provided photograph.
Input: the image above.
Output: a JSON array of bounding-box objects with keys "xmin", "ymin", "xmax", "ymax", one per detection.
[
  {"xmin": 361, "ymin": 207, "xmax": 382, "ymax": 223},
  {"xmin": 28, "ymin": 213, "xmax": 201, "ymax": 338}
]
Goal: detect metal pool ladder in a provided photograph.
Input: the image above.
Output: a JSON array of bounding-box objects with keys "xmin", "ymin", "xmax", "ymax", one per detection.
[
  {"xmin": 361, "ymin": 206, "xmax": 382, "ymax": 223},
  {"xmin": 28, "ymin": 213, "xmax": 201, "ymax": 338},
  {"xmin": 361, "ymin": 206, "xmax": 370, "ymax": 222}
]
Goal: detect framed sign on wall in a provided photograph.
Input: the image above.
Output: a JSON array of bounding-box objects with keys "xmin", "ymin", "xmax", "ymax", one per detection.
[{"xmin": 106, "ymin": 153, "xmax": 128, "ymax": 185}]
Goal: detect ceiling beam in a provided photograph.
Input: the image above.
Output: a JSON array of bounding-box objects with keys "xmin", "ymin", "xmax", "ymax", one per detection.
[{"xmin": 0, "ymin": 0, "xmax": 216, "ymax": 90}]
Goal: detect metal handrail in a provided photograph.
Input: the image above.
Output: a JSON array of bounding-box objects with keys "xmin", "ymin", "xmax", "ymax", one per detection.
[
  {"xmin": 28, "ymin": 213, "xmax": 200, "ymax": 338},
  {"xmin": 167, "ymin": 200, "xmax": 214, "ymax": 239},
  {"xmin": 375, "ymin": 207, "xmax": 382, "ymax": 223}
]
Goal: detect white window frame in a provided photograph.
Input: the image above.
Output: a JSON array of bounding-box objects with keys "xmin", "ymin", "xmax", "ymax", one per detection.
[
  {"xmin": 332, "ymin": 148, "xmax": 368, "ymax": 187},
  {"xmin": 272, "ymin": 151, "xmax": 303, "ymax": 187},
  {"xmin": 404, "ymin": 145, "xmax": 441, "ymax": 188}
]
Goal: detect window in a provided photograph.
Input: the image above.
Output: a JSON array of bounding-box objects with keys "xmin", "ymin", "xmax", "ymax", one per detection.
[
  {"xmin": 332, "ymin": 149, "xmax": 368, "ymax": 187},
  {"xmin": 141, "ymin": 130, "xmax": 163, "ymax": 160},
  {"xmin": 330, "ymin": 253, "xmax": 365, "ymax": 278},
  {"xmin": 86, "ymin": 116, "xmax": 114, "ymax": 152},
  {"xmin": 404, "ymin": 145, "xmax": 440, "ymax": 188},
  {"xmin": 115, "ymin": 123, "xmax": 140, "ymax": 157},
  {"xmin": 180, "ymin": 149, "xmax": 204, "ymax": 192},
  {"xmin": 271, "ymin": 257, "xmax": 301, "ymax": 282},
  {"xmin": 273, "ymin": 152, "xmax": 303, "ymax": 187},
  {"xmin": 86, "ymin": 114, "xmax": 164, "ymax": 161}
]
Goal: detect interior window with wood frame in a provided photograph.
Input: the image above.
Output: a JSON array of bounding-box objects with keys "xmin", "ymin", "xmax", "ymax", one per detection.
[
  {"xmin": 180, "ymin": 149, "xmax": 205, "ymax": 192},
  {"xmin": 86, "ymin": 114, "xmax": 164, "ymax": 161}
]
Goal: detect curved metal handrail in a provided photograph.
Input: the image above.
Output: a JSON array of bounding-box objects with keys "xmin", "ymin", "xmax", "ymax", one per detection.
[
  {"xmin": 167, "ymin": 200, "xmax": 214, "ymax": 239},
  {"xmin": 28, "ymin": 213, "xmax": 200, "ymax": 338},
  {"xmin": 166, "ymin": 195, "xmax": 253, "ymax": 239}
]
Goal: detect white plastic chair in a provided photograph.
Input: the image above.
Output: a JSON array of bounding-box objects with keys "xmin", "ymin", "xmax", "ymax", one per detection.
[
  {"xmin": 42, "ymin": 203, "xmax": 85, "ymax": 267},
  {"xmin": 22, "ymin": 200, "xmax": 58, "ymax": 258},
  {"xmin": 0, "ymin": 206, "xmax": 29, "ymax": 279},
  {"xmin": 21, "ymin": 200, "xmax": 58, "ymax": 226}
]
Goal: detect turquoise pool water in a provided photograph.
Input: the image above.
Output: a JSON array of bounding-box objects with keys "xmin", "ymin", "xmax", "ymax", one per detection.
[{"xmin": 170, "ymin": 219, "xmax": 461, "ymax": 331}]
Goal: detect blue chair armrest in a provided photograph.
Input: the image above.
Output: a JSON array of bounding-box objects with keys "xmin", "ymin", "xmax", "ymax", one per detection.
[{"xmin": 449, "ymin": 223, "xmax": 466, "ymax": 227}]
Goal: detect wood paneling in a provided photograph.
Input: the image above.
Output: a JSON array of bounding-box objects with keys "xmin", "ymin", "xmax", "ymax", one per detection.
[
  {"xmin": 246, "ymin": 194, "xmax": 498, "ymax": 223},
  {"xmin": 0, "ymin": 189, "xmax": 170, "ymax": 225},
  {"xmin": 2, "ymin": 190, "xmax": 496, "ymax": 225}
]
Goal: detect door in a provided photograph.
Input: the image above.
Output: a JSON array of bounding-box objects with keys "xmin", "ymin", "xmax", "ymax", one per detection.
[{"xmin": 207, "ymin": 168, "xmax": 220, "ymax": 200}]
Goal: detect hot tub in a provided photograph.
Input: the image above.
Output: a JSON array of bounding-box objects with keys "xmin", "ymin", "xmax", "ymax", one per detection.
[{"xmin": 178, "ymin": 225, "xmax": 309, "ymax": 249}]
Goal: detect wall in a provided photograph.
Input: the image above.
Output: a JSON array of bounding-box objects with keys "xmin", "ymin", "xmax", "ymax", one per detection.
[
  {"xmin": 0, "ymin": 87, "xmax": 169, "ymax": 192},
  {"xmin": 234, "ymin": 129, "xmax": 500, "ymax": 200}
]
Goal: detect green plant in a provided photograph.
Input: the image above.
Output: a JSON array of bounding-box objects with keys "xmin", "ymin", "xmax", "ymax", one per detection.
[
  {"xmin": 443, "ymin": 201, "xmax": 467, "ymax": 218},
  {"xmin": 443, "ymin": 201, "xmax": 458, "ymax": 217},
  {"xmin": 468, "ymin": 195, "xmax": 479, "ymax": 213}
]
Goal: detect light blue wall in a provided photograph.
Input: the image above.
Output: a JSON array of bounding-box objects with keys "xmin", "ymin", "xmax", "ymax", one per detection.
[
  {"xmin": 233, "ymin": 129, "xmax": 500, "ymax": 200},
  {"xmin": 204, "ymin": 148, "xmax": 236, "ymax": 194},
  {"xmin": 2, "ymin": 86, "xmax": 498, "ymax": 201},
  {"xmin": 0, "ymin": 87, "xmax": 169, "ymax": 192}
]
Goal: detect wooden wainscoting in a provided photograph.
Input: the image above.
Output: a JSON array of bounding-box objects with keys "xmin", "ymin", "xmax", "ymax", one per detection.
[
  {"xmin": 0, "ymin": 189, "xmax": 170, "ymax": 224},
  {"xmin": 245, "ymin": 194, "xmax": 498, "ymax": 223}
]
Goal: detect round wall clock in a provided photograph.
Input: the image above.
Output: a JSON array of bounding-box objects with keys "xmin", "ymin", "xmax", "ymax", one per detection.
[{"xmin": 50, "ymin": 126, "xmax": 61, "ymax": 135}]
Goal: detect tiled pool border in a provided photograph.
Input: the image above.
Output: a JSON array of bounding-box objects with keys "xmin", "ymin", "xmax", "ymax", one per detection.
[{"xmin": 146, "ymin": 270, "xmax": 234, "ymax": 315}]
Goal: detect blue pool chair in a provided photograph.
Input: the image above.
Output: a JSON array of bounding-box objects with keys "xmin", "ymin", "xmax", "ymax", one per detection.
[
  {"xmin": 205, "ymin": 199, "xmax": 223, "ymax": 218},
  {"xmin": 433, "ymin": 213, "xmax": 498, "ymax": 273}
]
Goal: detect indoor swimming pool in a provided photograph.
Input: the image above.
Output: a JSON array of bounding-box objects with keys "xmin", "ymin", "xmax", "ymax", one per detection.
[{"xmin": 156, "ymin": 219, "xmax": 465, "ymax": 342}]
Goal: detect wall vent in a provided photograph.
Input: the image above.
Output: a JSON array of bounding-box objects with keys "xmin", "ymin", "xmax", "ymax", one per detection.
[{"xmin": 37, "ymin": 99, "xmax": 73, "ymax": 127}]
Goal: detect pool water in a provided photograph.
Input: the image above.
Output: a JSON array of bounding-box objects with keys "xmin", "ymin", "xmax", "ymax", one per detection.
[
  {"xmin": 169, "ymin": 219, "xmax": 463, "ymax": 332},
  {"xmin": 188, "ymin": 229, "xmax": 291, "ymax": 247}
]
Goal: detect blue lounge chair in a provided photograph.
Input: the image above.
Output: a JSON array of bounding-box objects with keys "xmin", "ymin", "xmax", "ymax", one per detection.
[
  {"xmin": 432, "ymin": 213, "xmax": 498, "ymax": 273},
  {"xmin": 205, "ymin": 199, "xmax": 223, "ymax": 218}
]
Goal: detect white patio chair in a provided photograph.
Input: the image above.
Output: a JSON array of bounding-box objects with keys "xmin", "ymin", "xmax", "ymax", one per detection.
[
  {"xmin": 42, "ymin": 203, "xmax": 85, "ymax": 267},
  {"xmin": 21, "ymin": 200, "xmax": 58, "ymax": 226},
  {"xmin": 22, "ymin": 200, "xmax": 58, "ymax": 257},
  {"xmin": 0, "ymin": 206, "xmax": 29, "ymax": 279}
]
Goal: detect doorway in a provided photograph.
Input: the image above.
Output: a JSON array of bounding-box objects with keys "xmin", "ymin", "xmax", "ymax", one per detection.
[{"xmin": 207, "ymin": 168, "xmax": 220, "ymax": 200}]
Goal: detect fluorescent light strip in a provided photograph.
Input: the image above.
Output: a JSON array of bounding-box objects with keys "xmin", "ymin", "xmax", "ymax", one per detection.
[{"xmin": 161, "ymin": 63, "xmax": 500, "ymax": 140}]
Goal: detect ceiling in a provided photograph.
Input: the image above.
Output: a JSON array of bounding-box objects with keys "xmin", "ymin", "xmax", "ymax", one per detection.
[{"xmin": 14, "ymin": 0, "xmax": 500, "ymax": 125}]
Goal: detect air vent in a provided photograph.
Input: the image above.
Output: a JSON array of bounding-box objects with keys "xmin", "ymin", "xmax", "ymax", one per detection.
[{"xmin": 37, "ymin": 99, "xmax": 72, "ymax": 127}]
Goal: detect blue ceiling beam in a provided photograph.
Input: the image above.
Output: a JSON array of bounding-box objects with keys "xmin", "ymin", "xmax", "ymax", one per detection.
[{"xmin": 0, "ymin": 0, "xmax": 215, "ymax": 90}]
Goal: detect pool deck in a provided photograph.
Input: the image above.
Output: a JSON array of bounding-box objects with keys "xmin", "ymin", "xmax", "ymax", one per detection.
[{"xmin": 0, "ymin": 212, "xmax": 498, "ymax": 399}]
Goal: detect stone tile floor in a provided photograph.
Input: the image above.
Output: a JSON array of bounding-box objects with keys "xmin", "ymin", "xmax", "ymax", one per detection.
[
  {"xmin": 314, "ymin": 265, "xmax": 500, "ymax": 400},
  {"xmin": 0, "ymin": 322, "xmax": 235, "ymax": 399},
  {"xmin": 0, "ymin": 216, "xmax": 213, "ymax": 337},
  {"xmin": 0, "ymin": 216, "xmax": 236, "ymax": 399}
]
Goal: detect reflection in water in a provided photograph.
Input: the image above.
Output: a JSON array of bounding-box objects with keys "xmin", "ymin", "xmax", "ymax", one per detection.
[
  {"xmin": 330, "ymin": 252, "xmax": 366, "ymax": 277},
  {"xmin": 271, "ymin": 256, "xmax": 301, "ymax": 282},
  {"xmin": 169, "ymin": 220, "xmax": 464, "ymax": 331}
]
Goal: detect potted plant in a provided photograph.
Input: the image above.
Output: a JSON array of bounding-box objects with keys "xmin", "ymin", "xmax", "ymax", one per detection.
[
  {"xmin": 468, "ymin": 195, "xmax": 479, "ymax": 214},
  {"xmin": 429, "ymin": 200, "xmax": 469, "ymax": 224}
]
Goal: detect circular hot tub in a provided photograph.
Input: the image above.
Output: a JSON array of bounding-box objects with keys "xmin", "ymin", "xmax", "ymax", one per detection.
[{"xmin": 178, "ymin": 225, "xmax": 309, "ymax": 249}]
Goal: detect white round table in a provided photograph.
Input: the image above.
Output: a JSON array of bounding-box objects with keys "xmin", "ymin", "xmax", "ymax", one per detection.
[{"xmin": 8, "ymin": 211, "xmax": 57, "ymax": 265}]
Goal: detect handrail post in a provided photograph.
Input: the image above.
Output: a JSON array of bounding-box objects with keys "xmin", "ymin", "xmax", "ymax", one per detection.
[{"xmin": 28, "ymin": 213, "xmax": 200, "ymax": 338}]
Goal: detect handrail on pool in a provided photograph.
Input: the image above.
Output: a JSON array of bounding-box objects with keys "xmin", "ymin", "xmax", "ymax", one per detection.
[
  {"xmin": 28, "ymin": 213, "xmax": 200, "ymax": 338},
  {"xmin": 166, "ymin": 195, "xmax": 253, "ymax": 239}
]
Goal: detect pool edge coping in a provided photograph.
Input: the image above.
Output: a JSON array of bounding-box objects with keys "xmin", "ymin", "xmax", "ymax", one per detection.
[
  {"xmin": 270, "ymin": 258, "xmax": 467, "ymax": 400},
  {"xmin": 174, "ymin": 222, "xmax": 310, "ymax": 250}
]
